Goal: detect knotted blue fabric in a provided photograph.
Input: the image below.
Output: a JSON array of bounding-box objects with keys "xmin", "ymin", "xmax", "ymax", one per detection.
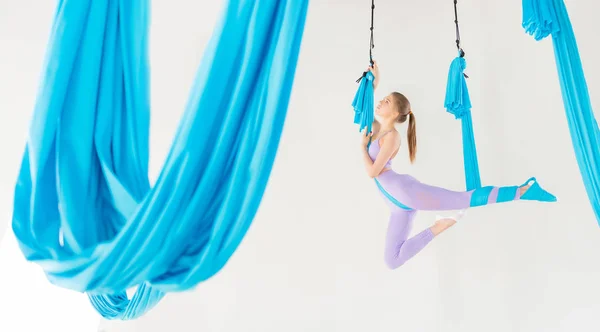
[
  {"xmin": 11, "ymin": 0, "xmax": 309, "ymax": 320},
  {"xmin": 522, "ymin": 0, "xmax": 600, "ymax": 225},
  {"xmin": 444, "ymin": 55, "xmax": 482, "ymax": 190},
  {"xmin": 352, "ymin": 71, "xmax": 375, "ymax": 134}
]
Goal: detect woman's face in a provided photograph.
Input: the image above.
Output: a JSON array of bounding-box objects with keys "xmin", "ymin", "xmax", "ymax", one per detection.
[{"xmin": 375, "ymin": 94, "xmax": 398, "ymax": 120}]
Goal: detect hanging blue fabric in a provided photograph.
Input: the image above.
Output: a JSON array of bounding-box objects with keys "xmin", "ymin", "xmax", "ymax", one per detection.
[
  {"xmin": 11, "ymin": 0, "xmax": 309, "ymax": 320},
  {"xmin": 522, "ymin": 0, "xmax": 600, "ymax": 225},
  {"xmin": 444, "ymin": 54, "xmax": 482, "ymax": 190},
  {"xmin": 352, "ymin": 0, "xmax": 376, "ymax": 134},
  {"xmin": 352, "ymin": 71, "xmax": 375, "ymax": 134}
]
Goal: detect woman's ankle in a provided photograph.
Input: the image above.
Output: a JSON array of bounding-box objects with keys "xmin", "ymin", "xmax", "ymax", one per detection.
[
  {"xmin": 431, "ymin": 218, "xmax": 457, "ymax": 236},
  {"xmin": 430, "ymin": 223, "xmax": 445, "ymax": 236}
]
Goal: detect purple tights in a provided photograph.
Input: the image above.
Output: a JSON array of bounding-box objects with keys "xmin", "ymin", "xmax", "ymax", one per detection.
[{"xmin": 377, "ymin": 171, "xmax": 521, "ymax": 269}]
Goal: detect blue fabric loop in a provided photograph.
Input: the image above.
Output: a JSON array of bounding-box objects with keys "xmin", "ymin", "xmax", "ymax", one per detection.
[
  {"xmin": 11, "ymin": 0, "xmax": 309, "ymax": 320},
  {"xmin": 497, "ymin": 186, "xmax": 518, "ymax": 203},
  {"xmin": 469, "ymin": 186, "xmax": 494, "ymax": 207}
]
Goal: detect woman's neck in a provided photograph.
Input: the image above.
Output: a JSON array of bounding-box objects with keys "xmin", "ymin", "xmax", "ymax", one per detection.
[{"xmin": 379, "ymin": 120, "xmax": 396, "ymax": 133}]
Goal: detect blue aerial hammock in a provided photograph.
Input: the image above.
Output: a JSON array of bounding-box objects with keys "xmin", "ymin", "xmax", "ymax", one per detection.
[
  {"xmin": 446, "ymin": 0, "xmax": 599, "ymax": 226},
  {"xmin": 443, "ymin": 0, "xmax": 482, "ymax": 191},
  {"xmin": 11, "ymin": 0, "xmax": 309, "ymax": 320},
  {"xmin": 352, "ymin": 0, "xmax": 376, "ymax": 135},
  {"xmin": 521, "ymin": 0, "xmax": 600, "ymax": 225}
]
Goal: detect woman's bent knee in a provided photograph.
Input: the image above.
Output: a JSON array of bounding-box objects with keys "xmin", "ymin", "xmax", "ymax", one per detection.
[{"xmin": 384, "ymin": 253, "xmax": 407, "ymax": 270}]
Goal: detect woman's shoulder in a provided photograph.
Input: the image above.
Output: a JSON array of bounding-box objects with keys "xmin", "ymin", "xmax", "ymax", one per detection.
[
  {"xmin": 382, "ymin": 129, "xmax": 400, "ymax": 139},
  {"xmin": 379, "ymin": 129, "xmax": 401, "ymax": 147},
  {"xmin": 385, "ymin": 130, "xmax": 401, "ymax": 144}
]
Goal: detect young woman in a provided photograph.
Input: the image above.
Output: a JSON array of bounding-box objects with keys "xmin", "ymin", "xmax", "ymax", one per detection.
[{"xmin": 362, "ymin": 61, "xmax": 557, "ymax": 269}]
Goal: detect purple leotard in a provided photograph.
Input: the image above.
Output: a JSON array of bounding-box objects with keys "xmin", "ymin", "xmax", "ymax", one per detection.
[{"xmin": 368, "ymin": 131, "xmax": 522, "ymax": 268}]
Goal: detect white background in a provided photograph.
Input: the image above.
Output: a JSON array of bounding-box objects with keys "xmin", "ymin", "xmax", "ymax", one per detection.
[{"xmin": 1, "ymin": 1, "xmax": 599, "ymax": 332}]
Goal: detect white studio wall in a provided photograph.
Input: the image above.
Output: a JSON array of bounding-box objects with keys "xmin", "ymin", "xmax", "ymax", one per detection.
[{"xmin": 1, "ymin": 1, "xmax": 599, "ymax": 332}]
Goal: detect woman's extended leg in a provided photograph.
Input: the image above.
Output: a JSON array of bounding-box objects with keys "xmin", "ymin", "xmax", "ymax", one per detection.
[{"xmin": 376, "ymin": 172, "xmax": 556, "ymax": 212}]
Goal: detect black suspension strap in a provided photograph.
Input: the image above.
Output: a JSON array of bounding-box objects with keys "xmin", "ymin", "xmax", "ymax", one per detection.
[
  {"xmin": 453, "ymin": 0, "xmax": 468, "ymax": 78},
  {"xmin": 453, "ymin": 0, "xmax": 465, "ymax": 58},
  {"xmin": 368, "ymin": 0, "xmax": 375, "ymax": 64},
  {"xmin": 357, "ymin": 0, "xmax": 376, "ymax": 83}
]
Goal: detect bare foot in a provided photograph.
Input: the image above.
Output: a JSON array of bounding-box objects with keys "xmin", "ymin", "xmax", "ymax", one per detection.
[{"xmin": 430, "ymin": 210, "xmax": 465, "ymax": 236}]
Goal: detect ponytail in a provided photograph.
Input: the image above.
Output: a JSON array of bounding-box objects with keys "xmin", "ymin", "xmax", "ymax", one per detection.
[
  {"xmin": 390, "ymin": 92, "xmax": 417, "ymax": 163},
  {"xmin": 407, "ymin": 112, "xmax": 417, "ymax": 163}
]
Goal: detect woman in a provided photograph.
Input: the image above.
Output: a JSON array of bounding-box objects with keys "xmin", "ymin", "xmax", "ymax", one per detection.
[{"xmin": 362, "ymin": 61, "xmax": 557, "ymax": 269}]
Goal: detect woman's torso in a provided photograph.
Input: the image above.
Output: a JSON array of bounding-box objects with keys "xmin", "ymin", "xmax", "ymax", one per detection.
[{"xmin": 367, "ymin": 130, "xmax": 400, "ymax": 176}]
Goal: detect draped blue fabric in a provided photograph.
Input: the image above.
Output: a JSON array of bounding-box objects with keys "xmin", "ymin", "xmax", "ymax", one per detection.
[
  {"xmin": 522, "ymin": 0, "xmax": 600, "ymax": 224},
  {"xmin": 11, "ymin": 0, "xmax": 309, "ymax": 320},
  {"xmin": 352, "ymin": 71, "xmax": 375, "ymax": 134},
  {"xmin": 444, "ymin": 55, "xmax": 482, "ymax": 190}
]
